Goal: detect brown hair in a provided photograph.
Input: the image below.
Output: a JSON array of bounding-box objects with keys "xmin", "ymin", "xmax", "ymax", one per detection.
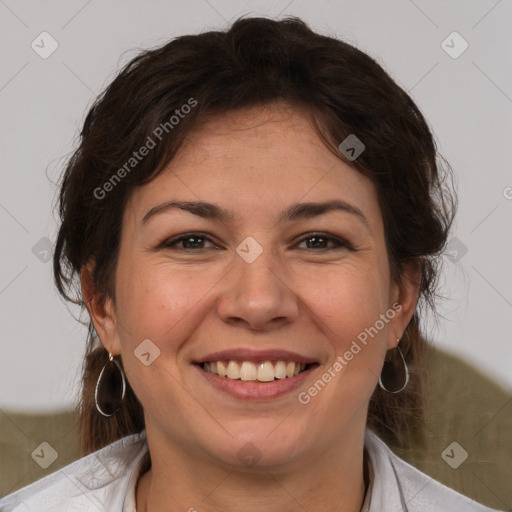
[{"xmin": 53, "ymin": 16, "xmax": 456, "ymax": 456}]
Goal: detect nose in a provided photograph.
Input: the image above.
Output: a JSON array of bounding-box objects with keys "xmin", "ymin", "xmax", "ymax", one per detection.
[{"xmin": 216, "ymin": 246, "xmax": 300, "ymax": 331}]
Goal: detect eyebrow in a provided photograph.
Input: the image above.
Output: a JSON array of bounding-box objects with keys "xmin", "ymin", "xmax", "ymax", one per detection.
[{"xmin": 141, "ymin": 199, "xmax": 370, "ymax": 230}]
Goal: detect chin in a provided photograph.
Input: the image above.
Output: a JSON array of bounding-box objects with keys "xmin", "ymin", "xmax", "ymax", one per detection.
[{"xmin": 202, "ymin": 423, "xmax": 310, "ymax": 470}]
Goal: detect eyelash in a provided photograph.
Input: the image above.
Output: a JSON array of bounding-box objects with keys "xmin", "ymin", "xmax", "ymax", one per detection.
[{"xmin": 158, "ymin": 232, "xmax": 353, "ymax": 252}]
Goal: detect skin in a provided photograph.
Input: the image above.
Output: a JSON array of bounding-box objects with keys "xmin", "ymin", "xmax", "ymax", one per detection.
[{"xmin": 82, "ymin": 101, "xmax": 420, "ymax": 512}]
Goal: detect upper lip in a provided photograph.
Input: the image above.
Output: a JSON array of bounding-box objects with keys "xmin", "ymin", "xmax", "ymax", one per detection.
[{"xmin": 193, "ymin": 348, "xmax": 317, "ymax": 365}]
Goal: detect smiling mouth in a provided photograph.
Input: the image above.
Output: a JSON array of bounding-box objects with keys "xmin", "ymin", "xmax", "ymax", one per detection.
[{"xmin": 199, "ymin": 360, "xmax": 316, "ymax": 382}]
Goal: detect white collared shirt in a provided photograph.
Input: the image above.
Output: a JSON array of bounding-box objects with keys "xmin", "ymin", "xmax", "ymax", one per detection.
[{"xmin": 0, "ymin": 428, "xmax": 504, "ymax": 511}]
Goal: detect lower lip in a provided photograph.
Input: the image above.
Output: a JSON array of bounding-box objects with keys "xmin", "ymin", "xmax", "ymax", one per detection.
[{"xmin": 195, "ymin": 364, "xmax": 318, "ymax": 400}]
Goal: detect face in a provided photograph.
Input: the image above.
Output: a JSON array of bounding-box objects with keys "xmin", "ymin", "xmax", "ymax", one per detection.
[{"xmin": 85, "ymin": 102, "xmax": 418, "ymax": 471}]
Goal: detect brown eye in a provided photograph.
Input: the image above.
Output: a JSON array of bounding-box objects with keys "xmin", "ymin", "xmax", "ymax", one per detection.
[
  {"xmin": 160, "ymin": 233, "xmax": 219, "ymax": 250},
  {"xmin": 296, "ymin": 233, "xmax": 352, "ymax": 251}
]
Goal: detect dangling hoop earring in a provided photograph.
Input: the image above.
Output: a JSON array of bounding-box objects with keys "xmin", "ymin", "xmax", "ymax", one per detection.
[
  {"xmin": 95, "ymin": 352, "xmax": 126, "ymax": 417},
  {"xmin": 378, "ymin": 338, "xmax": 409, "ymax": 393}
]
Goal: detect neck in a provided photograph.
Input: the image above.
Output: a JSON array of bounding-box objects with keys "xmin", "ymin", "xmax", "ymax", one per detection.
[{"xmin": 136, "ymin": 427, "xmax": 368, "ymax": 512}]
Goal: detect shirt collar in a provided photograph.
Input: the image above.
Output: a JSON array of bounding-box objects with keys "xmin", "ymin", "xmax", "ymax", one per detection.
[{"xmin": 363, "ymin": 428, "xmax": 409, "ymax": 512}]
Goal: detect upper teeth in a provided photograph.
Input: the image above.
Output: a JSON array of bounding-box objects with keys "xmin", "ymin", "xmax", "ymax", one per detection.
[{"xmin": 202, "ymin": 361, "xmax": 307, "ymax": 381}]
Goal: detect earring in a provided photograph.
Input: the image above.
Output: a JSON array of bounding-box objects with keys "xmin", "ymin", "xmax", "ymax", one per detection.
[
  {"xmin": 95, "ymin": 352, "xmax": 126, "ymax": 417},
  {"xmin": 378, "ymin": 339, "xmax": 409, "ymax": 393}
]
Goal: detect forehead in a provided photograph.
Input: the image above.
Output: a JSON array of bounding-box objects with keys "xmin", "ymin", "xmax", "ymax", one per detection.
[
  {"xmin": 124, "ymin": 103, "xmax": 382, "ymax": 232},
  {"xmin": 177, "ymin": 102, "xmax": 337, "ymax": 168}
]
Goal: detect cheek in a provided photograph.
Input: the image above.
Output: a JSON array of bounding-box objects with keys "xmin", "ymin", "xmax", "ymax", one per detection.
[
  {"xmin": 296, "ymin": 268, "xmax": 390, "ymax": 416},
  {"xmin": 117, "ymin": 266, "xmax": 196, "ymax": 340},
  {"xmin": 113, "ymin": 262, "xmax": 208, "ymax": 407},
  {"xmin": 303, "ymin": 262, "xmax": 390, "ymax": 339},
  {"xmin": 115, "ymin": 258, "xmax": 229, "ymax": 358},
  {"xmin": 302, "ymin": 262, "xmax": 390, "ymax": 397}
]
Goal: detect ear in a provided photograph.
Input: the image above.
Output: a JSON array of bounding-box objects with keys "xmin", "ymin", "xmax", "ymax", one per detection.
[
  {"xmin": 387, "ymin": 259, "xmax": 421, "ymax": 350},
  {"xmin": 81, "ymin": 261, "xmax": 122, "ymax": 356}
]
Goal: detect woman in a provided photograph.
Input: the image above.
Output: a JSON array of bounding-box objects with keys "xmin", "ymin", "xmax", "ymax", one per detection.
[{"xmin": 0, "ymin": 16, "xmax": 503, "ymax": 512}]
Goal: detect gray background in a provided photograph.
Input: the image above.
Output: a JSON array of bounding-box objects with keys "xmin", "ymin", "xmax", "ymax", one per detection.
[{"xmin": 1, "ymin": 0, "xmax": 511, "ymax": 412}]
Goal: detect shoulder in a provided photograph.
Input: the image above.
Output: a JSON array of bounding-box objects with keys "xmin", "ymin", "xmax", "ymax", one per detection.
[
  {"xmin": 364, "ymin": 429, "xmax": 504, "ymax": 512},
  {"xmin": 0, "ymin": 430, "xmax": 148, "ymax": 512}
]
